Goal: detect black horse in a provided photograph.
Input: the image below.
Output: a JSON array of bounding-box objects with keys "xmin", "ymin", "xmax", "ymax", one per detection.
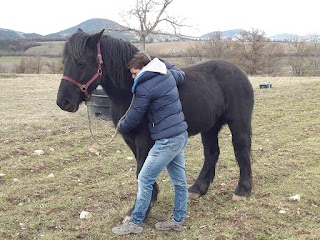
[{"xmin": 57, "ymin": 29, "xmax": 254, "ymax": 218}]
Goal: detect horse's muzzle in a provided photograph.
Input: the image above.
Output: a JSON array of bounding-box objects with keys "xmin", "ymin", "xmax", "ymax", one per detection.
[{"xmin": 56, "ymin": 98, "xmax": 79, "ymax": 112}]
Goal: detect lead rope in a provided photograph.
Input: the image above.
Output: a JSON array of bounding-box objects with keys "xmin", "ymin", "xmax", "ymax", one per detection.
[{"xmin": 87, "ymin": 94, "xmax": 136, "ymax": 146}]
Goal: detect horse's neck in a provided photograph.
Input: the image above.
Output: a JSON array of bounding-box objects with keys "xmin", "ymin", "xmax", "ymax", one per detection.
[
  {"xmin": 99, "ymin": 36, "xmax": 137, "ymax": 116},
  {"xmin": 101, "ymin": 78, "xmax": 133, "ymax": 114}
]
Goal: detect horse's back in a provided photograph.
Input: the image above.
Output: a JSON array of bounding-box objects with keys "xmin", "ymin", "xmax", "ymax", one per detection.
[
  {"xmin": 179, "ymin": 59, "xmax": 254, "ymax": 135},
  {"xmin": 182, "ymin": 59, "xmax": 251, "ymax": 89}
]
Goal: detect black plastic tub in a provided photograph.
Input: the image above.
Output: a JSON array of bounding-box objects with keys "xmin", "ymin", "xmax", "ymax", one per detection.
[
  {"xmin": 86, "ymin": 87, "xmax": 111, "ymax": 120},
  {"xmin": 259, "ymin": 82, "xmax": 272, "ymax": 89}
]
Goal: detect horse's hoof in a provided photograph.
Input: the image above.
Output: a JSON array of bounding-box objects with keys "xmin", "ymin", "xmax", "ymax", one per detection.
[
  {"xmin": 232, "ymin": 194, "xmax": 247, "ymax": 201},
  {"xmin": 122, "ymin": 216, "xmax": 131, "ymax": 223},
  {"xmin": 189, "ymin": 192, "xmax": 201, "ymax": 199}
]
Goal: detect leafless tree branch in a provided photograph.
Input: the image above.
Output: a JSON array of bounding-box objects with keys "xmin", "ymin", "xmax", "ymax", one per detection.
[{"xmin": 120, "ymin": 0, "xmax": 186, "ymax": 50}]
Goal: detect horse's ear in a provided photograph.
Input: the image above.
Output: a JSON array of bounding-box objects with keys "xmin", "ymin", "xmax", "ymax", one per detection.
[
  {"xmin": 77, "ymin": 28, "xmax": 83, "ymax": 33},
  {"xmin": 88, "ymin": 29, "xmax": 105, "ymax": 47}
]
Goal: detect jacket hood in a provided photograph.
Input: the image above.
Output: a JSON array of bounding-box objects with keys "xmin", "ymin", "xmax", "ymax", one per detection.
[{"xmin": 131, "ymin": 58, "xmax": 167, "ymax": 93}]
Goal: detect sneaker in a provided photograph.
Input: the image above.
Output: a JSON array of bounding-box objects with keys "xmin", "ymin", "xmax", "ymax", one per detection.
[
  {"xmin": 155, "ymin": 217, "xmax": 185, "ymax": 231},
  {"xmin": 112, "ymin": 221, "xmax": 143, "ymax": 235}
]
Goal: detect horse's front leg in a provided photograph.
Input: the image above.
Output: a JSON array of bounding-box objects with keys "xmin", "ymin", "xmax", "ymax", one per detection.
[
  {"xmin": 134, "ymin": 133, "xmax": 159, "ymax": 219},
  {"xmin": 122, "ymin": 128, "xmax": 159, "ymax": 222}
]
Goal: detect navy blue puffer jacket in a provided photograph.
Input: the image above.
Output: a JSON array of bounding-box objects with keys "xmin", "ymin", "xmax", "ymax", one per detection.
[{"xmin": 117, "ymin": 58, "xmax": 188, "ymax": 140}]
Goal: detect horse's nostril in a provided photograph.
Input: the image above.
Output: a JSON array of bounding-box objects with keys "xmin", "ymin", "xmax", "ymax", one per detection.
[
  {"xmin": 57, "ymin": 99, "xmax": 69, "ymax": 109},
  {"xmin": 62, "ymin": 99, "xmax": 70, "ymax": 108}
]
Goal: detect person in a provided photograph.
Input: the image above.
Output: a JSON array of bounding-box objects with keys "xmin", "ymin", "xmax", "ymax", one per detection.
[{"xmin": 112, "ymin": 51, "xmax": 189, "ymax": 235}]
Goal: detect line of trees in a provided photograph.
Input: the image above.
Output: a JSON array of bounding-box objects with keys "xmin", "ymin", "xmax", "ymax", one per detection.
[
  {"xmin": 9, "ymin": 57, "xmax": 63, "ymax": 74},
  {"xmin": 185, "ymin": 29, "xmax": 320, "ymax": 77}
]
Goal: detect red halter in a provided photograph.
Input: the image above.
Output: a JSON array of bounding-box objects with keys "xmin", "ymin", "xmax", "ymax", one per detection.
[{"xmin": 62, "ymin": 42, "xmax": 103, "ymax": 99}]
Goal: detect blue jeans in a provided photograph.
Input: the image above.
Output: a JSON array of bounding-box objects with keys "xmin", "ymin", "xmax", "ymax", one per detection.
[{"xmin": 131, "ymin": 131, "xmax": 188, "ymax": 224}]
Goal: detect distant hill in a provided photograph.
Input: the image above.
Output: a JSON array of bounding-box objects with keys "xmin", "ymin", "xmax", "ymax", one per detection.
[
  {"xmin": 201, "ymin": 29, "xmax": 312, "ymax": 41},
  {"xmin": 0, "ymin": 18, "xmax": 308, "ymax": 42},
  {"xmin": 0, "ymin": 18, "xmax": 189, "ymax": 42},
  {"xmin": 269, "ymin": 33, "xmax": 300, "ymax": 41},
  {"xmin": 0, "ymin": 28, "xmax": 42, "ymax": 40},
  {"xmin": 0, "ymin": 18, "xmax": 136, "ymax": 41},
  {"xmin": 201, "ymin": 29, "xmax": 244, "ymax": 39},
  {"xmin": 45, "ymin": 18, "xmax": 136, "ymax": 41}
]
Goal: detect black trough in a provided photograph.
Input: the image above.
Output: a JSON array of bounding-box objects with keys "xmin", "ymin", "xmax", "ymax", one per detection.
[
  {"xmin": 86, "ymin": 87, "xmax": 111, "ymax": 120},
  {"xmin": 259, "ymin": 82, "xmax": 272, "ymax": 89}
]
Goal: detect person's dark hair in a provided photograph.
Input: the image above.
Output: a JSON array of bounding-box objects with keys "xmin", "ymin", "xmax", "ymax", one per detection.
[{"xmin": 128, "ymin": 51, "xmax": 151, "ymax": 70}]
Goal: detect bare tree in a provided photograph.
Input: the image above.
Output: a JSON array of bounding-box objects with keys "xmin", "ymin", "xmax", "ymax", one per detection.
[
  {"xmin": 263, "ymin": 42, "xmax": 284, "ymax": 76},
  {"xmin": 14, "ymin": 57, "xmax": 27, "ymax": 73},
  {"xmin": 26, "ymin": 57, "xmax": 44, "ymax": 74},
  {"xmin": 0, "ymin": 64, "xmax": 8, "ymax": 73},
  {"xmin": 202, "ymin": 31, "xmax": 232, "ymax": 60},
  {"xmin": 185, "ymin": 32, "xmax": 232, "ymax": 64},
  {"xmin": 235, "ymin": 28, "xmax": 268, "ymax": 75},
  {"xmin": 122, "ymin": 0, "xmax": 185, "ymax": 50},
  {"xmin": 307, "ymin": 34, "xmax": 320, "ymax": 76},
  {"xmin": 287, "ymin": 36, "xmax": 308, "ymax": 76},
  {"xmin": 45, "ymin": 58, "xmax": 64, "ymax": 74},
  {"xmin": 185, "ymin": 42, "xmax": 204, "ymax": 64}
]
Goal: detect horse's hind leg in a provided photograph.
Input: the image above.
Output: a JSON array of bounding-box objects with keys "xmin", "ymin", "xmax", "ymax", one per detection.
[
  {"xmin": 228, "ymin": 119, "xmax": 252, "ymax": 199},
  {"xmin": 189, "ymin": 124, "xmax": 223, "ymax": 198}
]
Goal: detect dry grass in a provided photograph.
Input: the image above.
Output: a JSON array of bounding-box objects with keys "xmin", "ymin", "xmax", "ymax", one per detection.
[
  {"xmin": 145, "ymin": 41, "xmax": 197, "ymax": 55},
  {"xmin": 0, "ymin": 74, "xmax": 319, "ymax": 239},
  {"xmin": 24, "ymin": 41, "xmax": 65, "ymax": 56}
]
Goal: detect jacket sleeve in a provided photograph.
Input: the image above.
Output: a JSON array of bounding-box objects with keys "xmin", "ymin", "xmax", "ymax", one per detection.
[
  {"xmin": 117, "ymin": 86, "xmax": 150, "ymax": 133},
  {"xmin": 163, "ymin": 61, "xmax": 186, "ymax": 86}
]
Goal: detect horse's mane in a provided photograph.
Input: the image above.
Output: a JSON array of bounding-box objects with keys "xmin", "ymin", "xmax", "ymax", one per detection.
[
  {"xmin": 100, "ymin": 35, "xmax": 139, "ymax": 88},
  {"xmin": 63, "ymin": 31, "xmax": 139, "ymax": 88},
  {"xmin": 63, "ymin": 32, "xmax": 89, "ymax": 66}
]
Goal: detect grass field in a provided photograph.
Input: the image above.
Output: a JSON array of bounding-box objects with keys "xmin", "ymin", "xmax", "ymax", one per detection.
[
  {"xmin": 24, "ymin": 41, "xmax": 65, "ymax": 56},
  {"xmin": 0, "ymin": 74, "xmax": 319, "ymax": 239}
]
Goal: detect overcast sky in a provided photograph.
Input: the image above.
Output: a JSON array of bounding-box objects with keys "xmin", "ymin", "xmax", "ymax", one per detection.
[{"xmin": 0, "ymin": 0, "xmax": 318, "ymax": 37}]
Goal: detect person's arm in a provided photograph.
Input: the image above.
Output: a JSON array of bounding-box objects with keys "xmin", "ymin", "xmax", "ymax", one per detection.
[
  {"xmin": 117, "ymin": 86, "xmax": 150, "ymax": 133},
  {"xmin": 163, "ymin": 61, "xmax": 186, "ymax": 85}
]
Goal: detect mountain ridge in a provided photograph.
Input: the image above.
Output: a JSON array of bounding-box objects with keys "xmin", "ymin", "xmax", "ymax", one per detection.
[
  {"xmin": 0, "ymin": 18, "xmax": 136, "ymax": 41},
  {"xmin": 0, "ymin": 18, "xmax": 305, "ymax": 41}
]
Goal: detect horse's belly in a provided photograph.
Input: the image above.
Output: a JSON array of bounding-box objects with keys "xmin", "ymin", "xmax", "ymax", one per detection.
[{"xmin": 181, "ymin": 91, "xmax": 225, "ymax": 136}]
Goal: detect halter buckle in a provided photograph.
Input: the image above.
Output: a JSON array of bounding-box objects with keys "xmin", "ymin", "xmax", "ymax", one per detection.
[{"xmin": 81, "ymin": 85, "xmax": 87, "ymax": 92}]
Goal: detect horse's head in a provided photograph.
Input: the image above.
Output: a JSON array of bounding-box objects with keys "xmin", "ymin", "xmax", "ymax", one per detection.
[{"xmin": 56, "ymin": 29, "xmax": 104, "ymax": 112}]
